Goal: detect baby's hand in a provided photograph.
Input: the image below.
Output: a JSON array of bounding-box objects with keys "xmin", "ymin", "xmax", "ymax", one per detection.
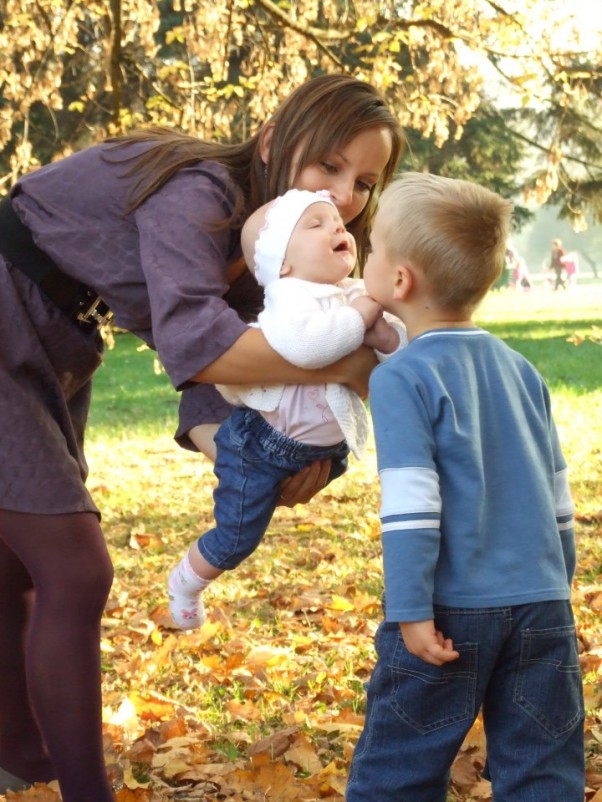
[
  {"xmin": 350, "ymin": 295, "xmax": 383, "ymax": 329},
  {"xmin": 363, "ymin": 315, "xmax": 400, "ymax": 354}
]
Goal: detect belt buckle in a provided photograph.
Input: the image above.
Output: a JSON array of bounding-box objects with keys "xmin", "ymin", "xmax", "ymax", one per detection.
[{"xmin": 76, "ymin": 295, "xmax": 113, "ymax": 327}]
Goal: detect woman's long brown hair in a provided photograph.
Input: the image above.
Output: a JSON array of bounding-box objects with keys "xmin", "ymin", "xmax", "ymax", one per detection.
[{"xmin": 104, "ymin": 74, "xmax": 404, "ymax": 266}]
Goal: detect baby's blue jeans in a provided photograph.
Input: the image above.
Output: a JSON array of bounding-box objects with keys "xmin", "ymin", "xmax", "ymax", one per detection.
[
  {"xmin": 197, "ymin": 406, "xmax": 348, "ymax": 569},
  {"xmin": 346, "ymin": 599, "xmax": 585, "ymax": 802}
]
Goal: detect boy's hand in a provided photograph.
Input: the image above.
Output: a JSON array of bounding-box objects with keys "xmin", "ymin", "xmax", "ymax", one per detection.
[
  {"xmin": 400, "ymin": 620, "xmax": 460, "ymax": 666},
  {"xmin": 363, "ymin": 315, "xmax": 400, "ymax": 354}
]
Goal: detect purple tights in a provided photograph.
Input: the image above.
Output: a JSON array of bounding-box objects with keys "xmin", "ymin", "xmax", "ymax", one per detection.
[{"xmin": 0, "ymin": 510, "xmax": 115, "ymax": 801}]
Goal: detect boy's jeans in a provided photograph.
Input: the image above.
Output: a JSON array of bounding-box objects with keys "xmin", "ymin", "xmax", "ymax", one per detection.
[
  {"xmin": 197, "ymin": 407, "xmax": 348, "ymax": 569},
  {"xmin": 346, "ymin": 600, "xmax": 585, "ymax": 802}
]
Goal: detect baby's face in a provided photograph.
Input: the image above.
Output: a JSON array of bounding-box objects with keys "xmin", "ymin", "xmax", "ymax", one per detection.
[{"xmin": 282, "ymin": 202, "xmax": 357, "ymax": 284}]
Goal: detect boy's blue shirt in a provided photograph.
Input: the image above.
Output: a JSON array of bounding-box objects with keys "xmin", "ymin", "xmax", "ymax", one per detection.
[{"xmin": 369, "ymin": 327, "xmax": 575, "ymax": 623}]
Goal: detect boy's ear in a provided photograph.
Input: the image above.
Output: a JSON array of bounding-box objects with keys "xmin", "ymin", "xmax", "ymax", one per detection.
[
  {"xmin": 392, "ymin": 263, "xmax": 413, "ymax": 301},
  {"xmin": 279, "ymin": 260, "xmax": 292, "ymax": 277},
  {"xmin": 259, "ymin": 124, "xmax": 275, "ymax": 163}
]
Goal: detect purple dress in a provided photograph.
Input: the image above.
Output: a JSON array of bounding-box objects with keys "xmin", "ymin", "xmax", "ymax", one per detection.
[{"xmin": 0, "ymin": 142, "xmax": 262, "ymax": 514}]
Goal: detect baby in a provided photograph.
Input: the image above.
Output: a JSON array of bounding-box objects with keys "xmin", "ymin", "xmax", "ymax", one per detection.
[{"xmin": 168, "ymin": 189, "xmax": 405, "ymax": 629}]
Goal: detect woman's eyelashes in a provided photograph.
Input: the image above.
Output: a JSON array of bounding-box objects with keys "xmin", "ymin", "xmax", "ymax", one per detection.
[{"xmin": 319, "ymin": 161, "xmax": 372, "ymax": 194}]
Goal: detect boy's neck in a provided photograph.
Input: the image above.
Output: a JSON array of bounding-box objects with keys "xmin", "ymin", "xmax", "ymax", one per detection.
[
  {"xmin": 392, "ymin": 265, "xmax": 474, "ymax": 341},
  {"xmin": 404, "ymin": 309, "xmax": 474, "ymax": 341}
]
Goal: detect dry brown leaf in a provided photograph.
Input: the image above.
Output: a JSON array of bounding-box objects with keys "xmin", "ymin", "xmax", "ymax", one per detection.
[
  {"xmin": 157, "ymin": 756, "xmax": 195, "ymax": 779},
  {"xmin": 115, "ymin": 788, "xmax": 155, "ymax": 802},
  {"xmin": 451, "ymin": 751, "xmax": 481, "ymax": 789},
  {"xmin": 129, "ymin": 691, "xmax": 177, "ymax": 722},
  {"xmin": 245, "ymin": 645, "xmax": 291, "ymax": 670},
  {"xmin": 588, "ymin": 592, "xmax": 602, "ymax": 611},
  {"xmin": 584, "ymin": 683, "xmax": 602, "ymax": 709},
  {"xmin": 586, "ymin": 771, "xmax": 602, "ymax": 790},
  {"xmin": 129, "ymin": 532, "xmax": 165, "ymax": 550},
  {"xmin": 580, "ymin": 652, "xmax": 602, "ymax": 674},
  {"xmin": 469, "ymin": 779, "xmax": 493, "ymax": 800},
  {"xmin": 312, "ymin": 721, "xmax": 363, "ymax": 734},
  {"xmin": 284, "ymin": 733, "xmax": 323, "ymax": 775},
  {"xmin": 230, "ymin": 756, "xmax": 306, "ymax": 800},
  {"xmin": 317, "ymin": 760, "xmax": 348, "ymax": 794},
  {"xmin": 226, "ymin": 698, "xmax": 262, "ymax": 721},
  {"xmin": 3, "ymin": 785, "xmax": 60, "ymax": 802},
  {"xmin": 159, "ymin": 717, "xmax": 190, "ymax": 740},
  {"xmin": 248, "ymin": 727, "xmax": 299, "ymax": 758}
]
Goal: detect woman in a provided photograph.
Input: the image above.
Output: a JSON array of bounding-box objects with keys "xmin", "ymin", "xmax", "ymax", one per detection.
[
  {"xmin": 550, "ymin": 238, "xmax": 567, "ymax": 290},
  {"xmin": 0, "ymin": 73, "xmax": 403, "ymax": 799}
]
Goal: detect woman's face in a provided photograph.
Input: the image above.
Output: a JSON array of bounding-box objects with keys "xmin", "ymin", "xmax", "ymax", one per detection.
[{"xmin": 290, "ymin": 126, "xmax": 393, "ymax": 225}]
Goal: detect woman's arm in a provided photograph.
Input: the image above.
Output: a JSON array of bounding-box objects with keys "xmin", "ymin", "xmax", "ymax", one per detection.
[
  {"xmin": 188, "ymin": 329, "xmax": 377, "ymax": 504},
  {"xmin": 190, "ymin": 328, "xmax": 377, "ymax": 398}
]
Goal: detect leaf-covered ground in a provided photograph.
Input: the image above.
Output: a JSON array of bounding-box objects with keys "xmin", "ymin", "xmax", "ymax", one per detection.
[{"xmin": 4, "ymin": 426, "xmax": 602, "ymax": 802}]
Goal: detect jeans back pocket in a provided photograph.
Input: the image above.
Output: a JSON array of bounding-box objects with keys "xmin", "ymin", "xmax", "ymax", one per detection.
[
  {"xmin": 515, "ymin": 624, "xmax": 584, "ymax": 737},
  {"xmin": 390, "ymin": 640, "xmax": 478, "ymax": 734}
]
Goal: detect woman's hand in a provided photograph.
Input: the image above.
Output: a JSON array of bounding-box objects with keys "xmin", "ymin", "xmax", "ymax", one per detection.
[
  {"xmin": 277, "ymin": 459, "xmax": 332, "ymax": 507},
  {"xmin": 334, "ymin": 346, "xmax": 378, "ymax": 399},
  {"xmin": 188, "ymin": 424, "xmax": 332, "ymax": 506}
]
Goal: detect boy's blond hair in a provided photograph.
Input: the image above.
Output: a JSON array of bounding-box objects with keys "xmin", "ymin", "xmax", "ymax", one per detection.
[{"xmin": 377, "ymin": 172, "xmax": 513, "ymax": 313}]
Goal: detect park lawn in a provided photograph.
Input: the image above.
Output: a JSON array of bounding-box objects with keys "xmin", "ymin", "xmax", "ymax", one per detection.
[{"xmin": 80, "ymin": 284, "xmax": 601, "ymax": 802}]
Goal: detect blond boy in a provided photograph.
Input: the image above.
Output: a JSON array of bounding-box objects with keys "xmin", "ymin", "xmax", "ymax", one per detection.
[{"xmin": 346, "ymin": 173, "xmax": 584, "ymax": 802}]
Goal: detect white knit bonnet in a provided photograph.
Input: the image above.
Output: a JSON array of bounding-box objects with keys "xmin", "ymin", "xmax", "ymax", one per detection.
[{"xmin": 254, "ymin": 189, "xmax": 336, "ymax": 287}]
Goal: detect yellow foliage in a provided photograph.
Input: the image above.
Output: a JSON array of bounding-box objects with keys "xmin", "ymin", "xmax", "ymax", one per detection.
[{"xmin": 1, "ymin": 0, "xmax": 599, "ymax": 199}]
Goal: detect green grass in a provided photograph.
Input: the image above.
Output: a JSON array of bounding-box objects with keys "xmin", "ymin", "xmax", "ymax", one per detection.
[
  {"xmin": 89, "ymin": 335, "xmax": 177, "ymax": 438},
  {"xmin": 90, "ymin": 284, "xmax": 602, "ymax": 434},
  {"xmin": 475, "ymin": 285, "xmax": 602, "ymax": 515},
  {"xmin": 476, "ymin": 285, "xmax": 601, "ymax": 393}
]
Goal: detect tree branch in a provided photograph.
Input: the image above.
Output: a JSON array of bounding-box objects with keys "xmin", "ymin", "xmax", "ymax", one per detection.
[
  {"xmin": 110, "ymin": 0, "xmax": 123, "ymax": 127},
  {"xmin": 252, "ymin": 0, "xmax": 457, "ymax": 43}
]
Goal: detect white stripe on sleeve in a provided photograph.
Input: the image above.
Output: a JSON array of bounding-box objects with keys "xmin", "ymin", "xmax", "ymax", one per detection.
[
  {"xmin": 379, "ymin": 467, "xmax": 441, "ymax": 518},
  {"xmin": 554, "ymin": 468, "xmax": 574, "ymax": 517}
]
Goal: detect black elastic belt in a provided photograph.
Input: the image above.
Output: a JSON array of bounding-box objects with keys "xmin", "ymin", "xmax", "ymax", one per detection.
[{"xmin": 0, "ymin": 196, "xmax": 112, "ymax": 328}]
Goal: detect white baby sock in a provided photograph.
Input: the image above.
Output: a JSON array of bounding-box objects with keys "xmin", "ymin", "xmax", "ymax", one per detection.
[{"xmin": 168, "ymin": 551, "xmax": 212, "ymax": 630}]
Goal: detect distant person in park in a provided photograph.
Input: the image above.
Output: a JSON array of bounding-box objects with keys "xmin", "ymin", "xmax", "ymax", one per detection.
[
  {"xmin": 0, "ymin": 74, "xmax": 403, "ymax": 799},
  {"xmin": 345, "ymin": 173, "xmax": 584, "ymax": 802},
  {"xmin": 168, "ymin": 189, "xmax": 405, "ymax": 629},
  {"xmin": 561, "ymin": 250, "xmax": 579, "ymax": 288},
  {"xmin": 505, "ymin": 243, "xmax": 531, "ymax": 290},
  {"xmin": 550, "ymin": 237, "xmax": 568, "ymax": 290}
]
